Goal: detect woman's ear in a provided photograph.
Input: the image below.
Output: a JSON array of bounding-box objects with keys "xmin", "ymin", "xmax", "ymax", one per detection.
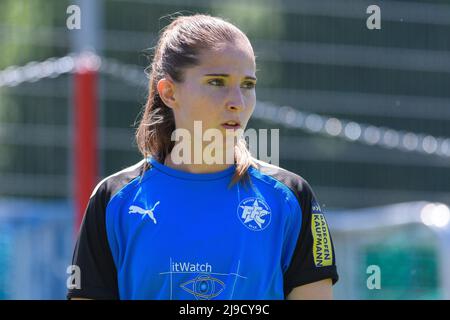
[{"xmin": 157, "ymin": 77, "xmax": 178, "ymax": 109}]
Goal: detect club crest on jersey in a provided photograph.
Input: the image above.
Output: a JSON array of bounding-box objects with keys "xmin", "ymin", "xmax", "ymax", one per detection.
[{"xmin": 237, "ymin": 198, "xmax": 271, "ymax": 231}]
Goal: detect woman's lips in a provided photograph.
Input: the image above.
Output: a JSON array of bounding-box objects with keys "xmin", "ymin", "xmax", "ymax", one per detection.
[{"xmin": 221, "ymin": 123, "xmax": 242, "ymax": 130}]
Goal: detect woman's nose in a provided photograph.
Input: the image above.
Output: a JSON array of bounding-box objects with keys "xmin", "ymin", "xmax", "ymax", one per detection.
[
  {"xmin": 226, "ymin": 104, "xmax": 241, "ymax": 112},
  {"xmin": 226, "ymin": 88, "xmax": 244, "ymax": 112}
]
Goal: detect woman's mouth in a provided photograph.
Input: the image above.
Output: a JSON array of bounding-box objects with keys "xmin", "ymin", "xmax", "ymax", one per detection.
[{"xmin": 221, "ymin": 121, "xmax": 241, "ymax": 130}]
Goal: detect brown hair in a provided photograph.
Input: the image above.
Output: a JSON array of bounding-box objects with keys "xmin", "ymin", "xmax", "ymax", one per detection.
[{"xmin": 135, "ymin": 14, "xmax": 256, "ymax": 188}]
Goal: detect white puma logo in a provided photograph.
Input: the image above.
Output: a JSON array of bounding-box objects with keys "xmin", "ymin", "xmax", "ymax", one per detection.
[{"xmin": 128, "ymin": 201, "xmax": 160, "ymax": 224}]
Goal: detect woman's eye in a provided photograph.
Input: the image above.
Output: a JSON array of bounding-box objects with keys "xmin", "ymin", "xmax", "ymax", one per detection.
[
  {"xmin": 242, "ymin": 82, "xmax": 256, "ymax": 89},
  {"xmin": 208, "ymin": 79, "xmax": 224, "ymax": 86}
]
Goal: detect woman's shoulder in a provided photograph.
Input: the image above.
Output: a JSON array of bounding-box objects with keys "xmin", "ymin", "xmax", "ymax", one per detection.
[
  {"xmin": 249, "ymin": 157, "xmax": 317, "ymax": 199},
  {"xmin": 89, "ymin": 159, "xmax": 147, "ymax": 201},
  {"xmin": 250, "ymin": 157, "xmax": 310, "ymax": 186},
  {"xmin": 249, "ymin": 158, "xmax": 323, "ymax": 224}
]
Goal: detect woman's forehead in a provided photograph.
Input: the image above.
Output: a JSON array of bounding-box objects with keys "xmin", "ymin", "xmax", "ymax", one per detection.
[{"xmin": 193, "ymin": 41, "xmax": 256, "ymax": 75}]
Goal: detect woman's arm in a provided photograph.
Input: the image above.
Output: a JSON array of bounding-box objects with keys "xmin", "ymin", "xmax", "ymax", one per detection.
[
  {"xmin": 286, "ymin": 278, "xmax": 333, "ymax": 300},
  {"xmin": 67, "ymin": 179, "xmax": 121, "ymax": 300}
]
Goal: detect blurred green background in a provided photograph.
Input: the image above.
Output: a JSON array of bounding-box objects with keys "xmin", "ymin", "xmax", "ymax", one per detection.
[{"xmin": 0, "ymin": 0, "xmax": 449, "ymax": 299}]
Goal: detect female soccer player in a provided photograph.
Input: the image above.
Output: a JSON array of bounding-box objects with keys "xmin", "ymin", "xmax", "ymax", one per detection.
[{"xmin": 68, "ymin": 14, "xmax": 338, "ymax": 300}]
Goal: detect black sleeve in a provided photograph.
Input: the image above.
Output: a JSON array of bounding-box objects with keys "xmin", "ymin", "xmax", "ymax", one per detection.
[
  {"xmin": 67, "ymin": 181, "xmax": 119, "ymax": 300},
  {"xmin": 283, "ymin": 178, "xmax": 339, "ymax": 297}
]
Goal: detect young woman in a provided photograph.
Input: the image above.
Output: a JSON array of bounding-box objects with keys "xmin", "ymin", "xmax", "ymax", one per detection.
[{"xmin": 68, "ymin": 14, "xmax": 338, "ymax": 300}]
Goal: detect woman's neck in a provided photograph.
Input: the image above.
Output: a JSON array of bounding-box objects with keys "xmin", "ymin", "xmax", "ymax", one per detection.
[{"xmin": 163, "ymin": 152, "xmax": 234, "ymax": 174}]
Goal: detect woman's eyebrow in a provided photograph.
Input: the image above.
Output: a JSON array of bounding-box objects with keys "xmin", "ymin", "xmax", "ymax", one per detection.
[{"xmin": 203, "ymin": 73, "xmax": 257, "ymax": 81}]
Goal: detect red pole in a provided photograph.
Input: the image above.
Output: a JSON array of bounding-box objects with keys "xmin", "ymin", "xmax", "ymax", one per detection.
[{"xmin": 73, "ymin": 57, "xmax": 98, "ymax": 233}]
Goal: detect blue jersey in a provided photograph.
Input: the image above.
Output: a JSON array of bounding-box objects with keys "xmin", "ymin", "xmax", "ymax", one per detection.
[{"xmin": 68, "ymin": 157, "xmax": 338, "ymax": 300}]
